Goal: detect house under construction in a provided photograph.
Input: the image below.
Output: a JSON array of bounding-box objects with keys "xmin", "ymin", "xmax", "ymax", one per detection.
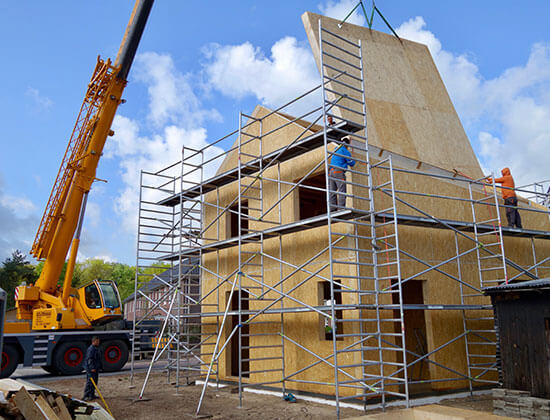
[{"xmin": 130, "ymin": 12, "xmax": 550, "ymax": 418}]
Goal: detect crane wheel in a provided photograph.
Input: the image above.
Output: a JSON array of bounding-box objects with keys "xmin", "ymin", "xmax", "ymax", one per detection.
[
  {"xmin": 54, "ymin": 342, "xmax": 86, "ymax": 375},
  {"xmin": 100, "ymin": 339, "xmax": 128, "ymax": 372},
  {"xmin": 0, "ymin": 345, "xmax": 19, "ymax": 378}
]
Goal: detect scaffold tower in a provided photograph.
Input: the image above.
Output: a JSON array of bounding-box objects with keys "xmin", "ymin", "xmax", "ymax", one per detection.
[{"xmin": 129, "ymin": 19, "xmax": 550, "ymax": 419}]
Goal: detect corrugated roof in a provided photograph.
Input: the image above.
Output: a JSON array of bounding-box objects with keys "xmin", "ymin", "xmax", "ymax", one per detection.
[{"xmin": 484, "ymin": 278, "xmax": 550, "ymax": 294}]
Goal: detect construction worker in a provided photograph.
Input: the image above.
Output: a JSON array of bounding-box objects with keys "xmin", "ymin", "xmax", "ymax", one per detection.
[
  {"xmin": 488, "ymin": 168, "xmax": 522, "ymax": 229},
  {"xmin": 328, "ymin": 136, "xmax": 355, "ymax": 212},
  {"xmin": 82, "ymin": 336, "xmax": 102, "ymax": 401}
]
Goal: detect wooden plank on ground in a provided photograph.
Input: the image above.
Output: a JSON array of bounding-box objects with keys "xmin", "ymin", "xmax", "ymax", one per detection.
[
  {"xmin": 54, "ymin": 395, "xmax": 73, "ymax": 420},
  {"xmin": 13, "ymin": 387, "xmax": 48, "ymax": 420},
  {"xmin": 46, "ymin": 393, "xmax": 56, "ymax": 406},
  {"xmin": 35, "ymin": 394, "xmax": 62, "ymax": 420}
]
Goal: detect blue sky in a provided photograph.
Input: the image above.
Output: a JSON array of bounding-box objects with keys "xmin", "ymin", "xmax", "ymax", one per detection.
[{"xmin": 1, "ymin": 0, "xmax": 549, "ymax": 264}]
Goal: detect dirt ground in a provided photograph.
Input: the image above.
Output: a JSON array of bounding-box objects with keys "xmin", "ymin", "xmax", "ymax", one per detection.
[{"xmin": 37, "ymin": 371, "xmax": 495, "ymax": 419}]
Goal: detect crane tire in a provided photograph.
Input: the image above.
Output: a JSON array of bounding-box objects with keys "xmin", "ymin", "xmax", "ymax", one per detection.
[
  {"xmin": 0, "ymin": 345, "xmax": 19, "ymax": 378},
  {"xmin": 100, "ymin": 339, "xmax": 128, "ymax": 372},
  {"xmin": 54, "ymin": 341, "xmax": 86, "ymax": 375}
]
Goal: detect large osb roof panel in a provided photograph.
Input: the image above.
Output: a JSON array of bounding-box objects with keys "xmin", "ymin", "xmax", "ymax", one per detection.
[{"xmin": 302, "ymin": 12, "xmax": 483, "ymax": 178}]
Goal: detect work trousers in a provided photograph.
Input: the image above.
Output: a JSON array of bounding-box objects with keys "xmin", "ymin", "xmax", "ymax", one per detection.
[
  {"xmin": 504, "ymin": 197, "xmax": 522, "ymax": 228},
  {"xmin": 329, "ymin": 170, "xmax": 346, "ymax": 211},
  {"xmin": 83, "ymin": 371, "xmax": 99, "ymax": 400}
]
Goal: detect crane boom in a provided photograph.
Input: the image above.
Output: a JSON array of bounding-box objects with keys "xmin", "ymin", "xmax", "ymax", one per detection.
[
  {"xmin": 31, "ymin": 58, "xmax": 117, "ymax": 262},
  {"xmin": 1, "ymin": 2, "xmax": 156, "ymax": 379},
  {"xmin": 31, "ymin": 0, "xmax": 153, "ymax": 295}
]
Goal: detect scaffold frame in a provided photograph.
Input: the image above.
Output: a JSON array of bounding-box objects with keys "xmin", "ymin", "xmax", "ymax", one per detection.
[{"xmin": 129, "ymin": 21, "xmax": 550, "ymax": 419}]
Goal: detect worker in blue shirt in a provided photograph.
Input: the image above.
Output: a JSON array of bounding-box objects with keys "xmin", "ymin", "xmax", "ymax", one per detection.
[{"xmin": 329, "ymin": 136, "xmax": 355, "ymax": 211}]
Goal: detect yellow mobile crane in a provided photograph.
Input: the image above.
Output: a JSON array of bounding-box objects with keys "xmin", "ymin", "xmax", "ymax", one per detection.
[{"xmin": 1, "ymin": 0, "xmax": 154, "ymax": 377}]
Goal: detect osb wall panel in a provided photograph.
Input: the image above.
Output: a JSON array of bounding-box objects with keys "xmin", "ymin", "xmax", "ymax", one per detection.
[
  {"xmin": 302, "ymin": 11, "xmax": 483, "ymax": 179},
  {"xmin": 198, "ymin": 110, "xmax": 550, "ymax": 396},
  {"xmin": 199, "ymin": 150, "xmax": 550, "ymax": 396}
]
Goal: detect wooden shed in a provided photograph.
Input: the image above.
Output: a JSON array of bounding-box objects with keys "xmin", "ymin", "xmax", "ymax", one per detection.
[{"xmin": 485, "ymin": 279, "xmax": 550, "ymax": 398}]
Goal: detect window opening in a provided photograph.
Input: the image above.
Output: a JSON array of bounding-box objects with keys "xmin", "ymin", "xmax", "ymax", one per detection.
[
  {"xmin": 229, "ymin": 201, "xmax": 248, "ymax": 238},
  {"xmin": 299, "ymin": 173, "xmax": 328, "ymax": 220},
  {"xmin": 319, "ymin": 280, "xmax": 343, "ymax": 341}
]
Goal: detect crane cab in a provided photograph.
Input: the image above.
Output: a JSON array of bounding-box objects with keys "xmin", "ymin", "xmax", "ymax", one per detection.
[
  {"xmin": 29, "ymin": 279, "xmax": 122, "ymax": 331},
  {"xmin": 77, "ymin": 280, "xmax": 123, "ymax": 326}
]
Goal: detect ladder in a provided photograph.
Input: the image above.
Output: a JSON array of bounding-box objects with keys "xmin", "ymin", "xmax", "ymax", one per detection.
[
  {"xmin": 233, "ymin": 111, "xmax": 283, "ymax": 406},
  {"xmin": 318, "ymin": 20, "xmax": 409, "ymax": 414},
  {"xmin": 367, "ymin": 156, "xmax": 410, "ymax": 406},
  {"xmin": 469, "ymin": 176, "xmax": 508, "ymax": 289},
  {"xmin": 132, "ymin": 168, "xmax": 182, "ymax": 395},
  {"xmin": 461, "ymin": 177, "xmax": 504, "ymax": 388}
]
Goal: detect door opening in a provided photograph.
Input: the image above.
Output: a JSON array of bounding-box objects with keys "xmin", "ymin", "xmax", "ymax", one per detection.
[
  {"xmin": 392, "ymin": 279, "xmax": 430, "ymax": 392},
  {"xmin": 227, "ymin": 290, "xmax": 250, "ymax": 378}
]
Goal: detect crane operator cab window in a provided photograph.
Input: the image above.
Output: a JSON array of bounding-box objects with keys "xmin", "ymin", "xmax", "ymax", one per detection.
[
  {"xmin": 98, "ymin": 281, "xmax": 121, "ymax": 309},
  {"xmin": 84, "ymin": 281, "xmax": 121, "ymax": 309},
  {"xmin": 85, "ymin": 284, "xmax": 102, "ymax": 309}
]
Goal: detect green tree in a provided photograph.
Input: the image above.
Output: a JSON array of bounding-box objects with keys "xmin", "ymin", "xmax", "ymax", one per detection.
[
  {"xmin": 0, "ymin": 250, "xmax": 38, "ymax": 308},
  {"xmin": 111, "ymin": 263, "xmax": 136, "ymax": 302},
  {"xmin": 34, "ymin": 260, "xmax": 84, "ymax": 289},
  {"xmin": 72, "ymin": 259, "xmax": 137, "ymax": 303},
  {"xmin": 35, "ymin": 258, "xmax": 137, "ymax": 304},
  {"xmin": 78, "ymin": 259, "xmax": 116, "ymax": 284}
]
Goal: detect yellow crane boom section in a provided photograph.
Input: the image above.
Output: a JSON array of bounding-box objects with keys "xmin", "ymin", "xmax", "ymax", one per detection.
[
  {"xmin": 32, "ymin": 60, "xmax": 125, "ymax": 294},
  {"xmin": 31, "ymin": 58, "xmax": 120, "ymax": 262}
]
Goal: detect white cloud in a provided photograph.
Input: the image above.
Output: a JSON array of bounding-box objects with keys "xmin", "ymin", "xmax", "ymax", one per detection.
[
  {"xmin": 133, "ymin": 52, "xmax": 221, "ymax": 129},
  {"xmin": 203, "ymin": 37, "xmax": 319, "ymax": 115},
  {"xmin": 25, "ymin": 87, "xmax": 53, "ymax": 111},
  {"xmin": 86, "ymin": 201, "xmax": 101, "ymax": 228},
  {"xmin": 396, "ymin": 17, "xmax": 550, "ymax": 188},
  {"xmin": 111, "ymin": 119, "xmax": 218, "ymax": 232},
  {"xmin": 478, "ymin": 131, "xmax": 502, "ymax": 160},
  {"xmin": 0, "ymin": 194, "xmax": 36, "ymax": 218},
  {"xmin": 108, "ymin": 52, "xmax": 224, "ymax": 233},
  {"xmin": 91, "ymin": 255, "xmax": 115, "ymax": 263},
  {"xmin": 76, "ymin": 252, "xmax": 114, "ymax": 264},
  {"xmin": 318, "ymin": 0, "xmax": 366, "ymax": 26},
  {"xmin": 0, "ymin": 178, "xmax": 38, "ymax": 261}
]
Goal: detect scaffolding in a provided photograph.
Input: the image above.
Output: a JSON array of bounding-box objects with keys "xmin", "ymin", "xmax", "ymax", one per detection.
[{"xmin": 130, "ymin": 21, "xmax": 550, "ymax": 418}]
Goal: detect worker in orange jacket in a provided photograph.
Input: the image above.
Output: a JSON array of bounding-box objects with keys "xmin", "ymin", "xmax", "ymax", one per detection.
[{"xmin": 488, "ymin": 168, "xmax": 522, "ymax": 229}]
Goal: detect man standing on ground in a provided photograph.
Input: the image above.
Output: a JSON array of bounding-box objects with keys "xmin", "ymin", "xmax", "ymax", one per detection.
[
  {"xmin": 488, "ymin": 167, "xmax": 522, "ymax": 228},
  {"xmin": 82, "ymin": 336, "xmax": 102, "ymax": 401},
  {"xmin": 329, "ymin": 136, "xmax": 355, "ymax": 212}
]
